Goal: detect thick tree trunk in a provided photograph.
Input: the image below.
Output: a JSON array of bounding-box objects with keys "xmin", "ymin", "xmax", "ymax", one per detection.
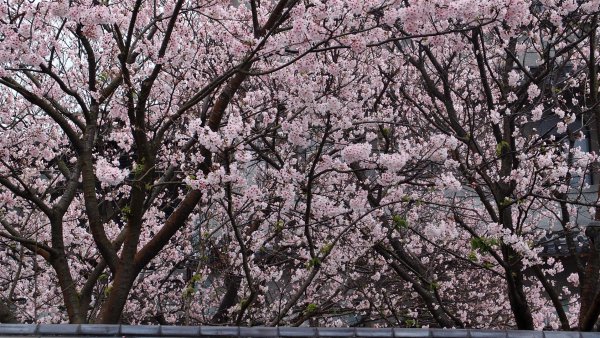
[
  {"xmin": 96, "ymin": 267, "xmax": 137, "ymax": 323},
  {"xmin": 503, "ymin": 245, "xmax": 534, "ymax": 330},
  {"xmin": 211, "ymin": 274, "xmax": 242, "ymax": 324},
  {"xmin": 0, "ymin": 297, "xmax": 17, "ymax": 323},
  {"xmin": 500, "ymin": 201, "xmax": 534, "ymax": 329},
  {"xmin": 580, "ymin": 225, "xmax": 600, "ymax": 330}
]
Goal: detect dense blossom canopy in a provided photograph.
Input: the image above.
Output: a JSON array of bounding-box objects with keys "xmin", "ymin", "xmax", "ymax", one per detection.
[{"xmin": 1, "ymin": 0, "xmax": 600, "ymax": 331}]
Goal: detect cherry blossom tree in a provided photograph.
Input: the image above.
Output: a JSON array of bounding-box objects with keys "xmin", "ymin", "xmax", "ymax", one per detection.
[
  {"xmin": 384, "ymin": 0, "xmax": 600, "ymax": 330},
  {"xmin": 1, "ymin": 0, "xmax": 600, "ymax": 331}
]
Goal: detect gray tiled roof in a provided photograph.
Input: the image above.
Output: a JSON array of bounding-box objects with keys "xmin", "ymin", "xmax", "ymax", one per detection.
[{"xmin": 0, "ymin": 325, "xmax": 597, "ymax": 338}]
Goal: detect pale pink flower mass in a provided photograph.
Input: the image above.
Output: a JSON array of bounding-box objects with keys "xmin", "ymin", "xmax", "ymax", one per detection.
[{"xmin": 0, "ymin": 0, "xmax": 598, "ymax": 332}]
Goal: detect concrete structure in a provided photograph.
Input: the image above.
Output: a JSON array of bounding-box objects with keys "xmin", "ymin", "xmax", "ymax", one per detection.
[{"xmin": 0, "ymin": 324, "xmax": 598, "ymax": 338}]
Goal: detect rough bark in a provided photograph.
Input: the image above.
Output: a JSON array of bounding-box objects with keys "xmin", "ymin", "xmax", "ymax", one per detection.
[{"xmin": 0, "ymin": 297, "xmax": 17, "ymax": 323}]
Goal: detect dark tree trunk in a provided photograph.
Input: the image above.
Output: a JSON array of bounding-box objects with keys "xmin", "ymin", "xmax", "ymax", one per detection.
[
  {"xmin": 0, "ymin": 298, "xmax": 17, "ymax": 323},
  {"xmin": 211, "ymin": 274, "xmax": 242, "ymax": 324}
]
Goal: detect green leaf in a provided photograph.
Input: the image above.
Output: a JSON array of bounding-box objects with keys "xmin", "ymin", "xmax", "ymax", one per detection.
[
  {"xmin": 499, "ymin": 197, "xmax": 513, "ymax": 207},
  {"xmin": 405, "ymin": 318, "xmax": 418, "ymax": 327},
  {"xmin": 320, "ymin": 243, "xmax": 333, "ymax": 255},
  {"xmin": 496, "ymin": 140, "xmax": 510, "ymax": 156},
  {"xmin": 275, "ymin": 220, "xmax": 284, "ymax": 232},
  {"xmin": 305, "ymin": 303, "xmax": 318, "ymax": 314},
  {"xmin": 104, "ymin": 285, "xmax": 112, "ymax": 297},
  {"xmin": 190, "ymin": 273, "xmax": 202, "ymax": 283},
  {"xmin": 392, "ymin": 215, "xmax": 408, "ymax": 229},
  {"xmin": 306, "ymin": 257, "xmax": 321, "ymax": 269},
  {"xmin": 467, "ymin": 251, "xmax": 478, "ymax": 262},
  {"xmin": 182, "ymin": 286, "xmax": 195, "ymax": 298},
  {"xmin": 470, "ymin": 237, "xmax": 499, "ymax": 253},
  {"xmin": 121, "ymin": 205, "xmax": 132, "ymax": 219},
  {"xmin": 133, "ymin": 163, "xmax": 145, "ymax": 176}
]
